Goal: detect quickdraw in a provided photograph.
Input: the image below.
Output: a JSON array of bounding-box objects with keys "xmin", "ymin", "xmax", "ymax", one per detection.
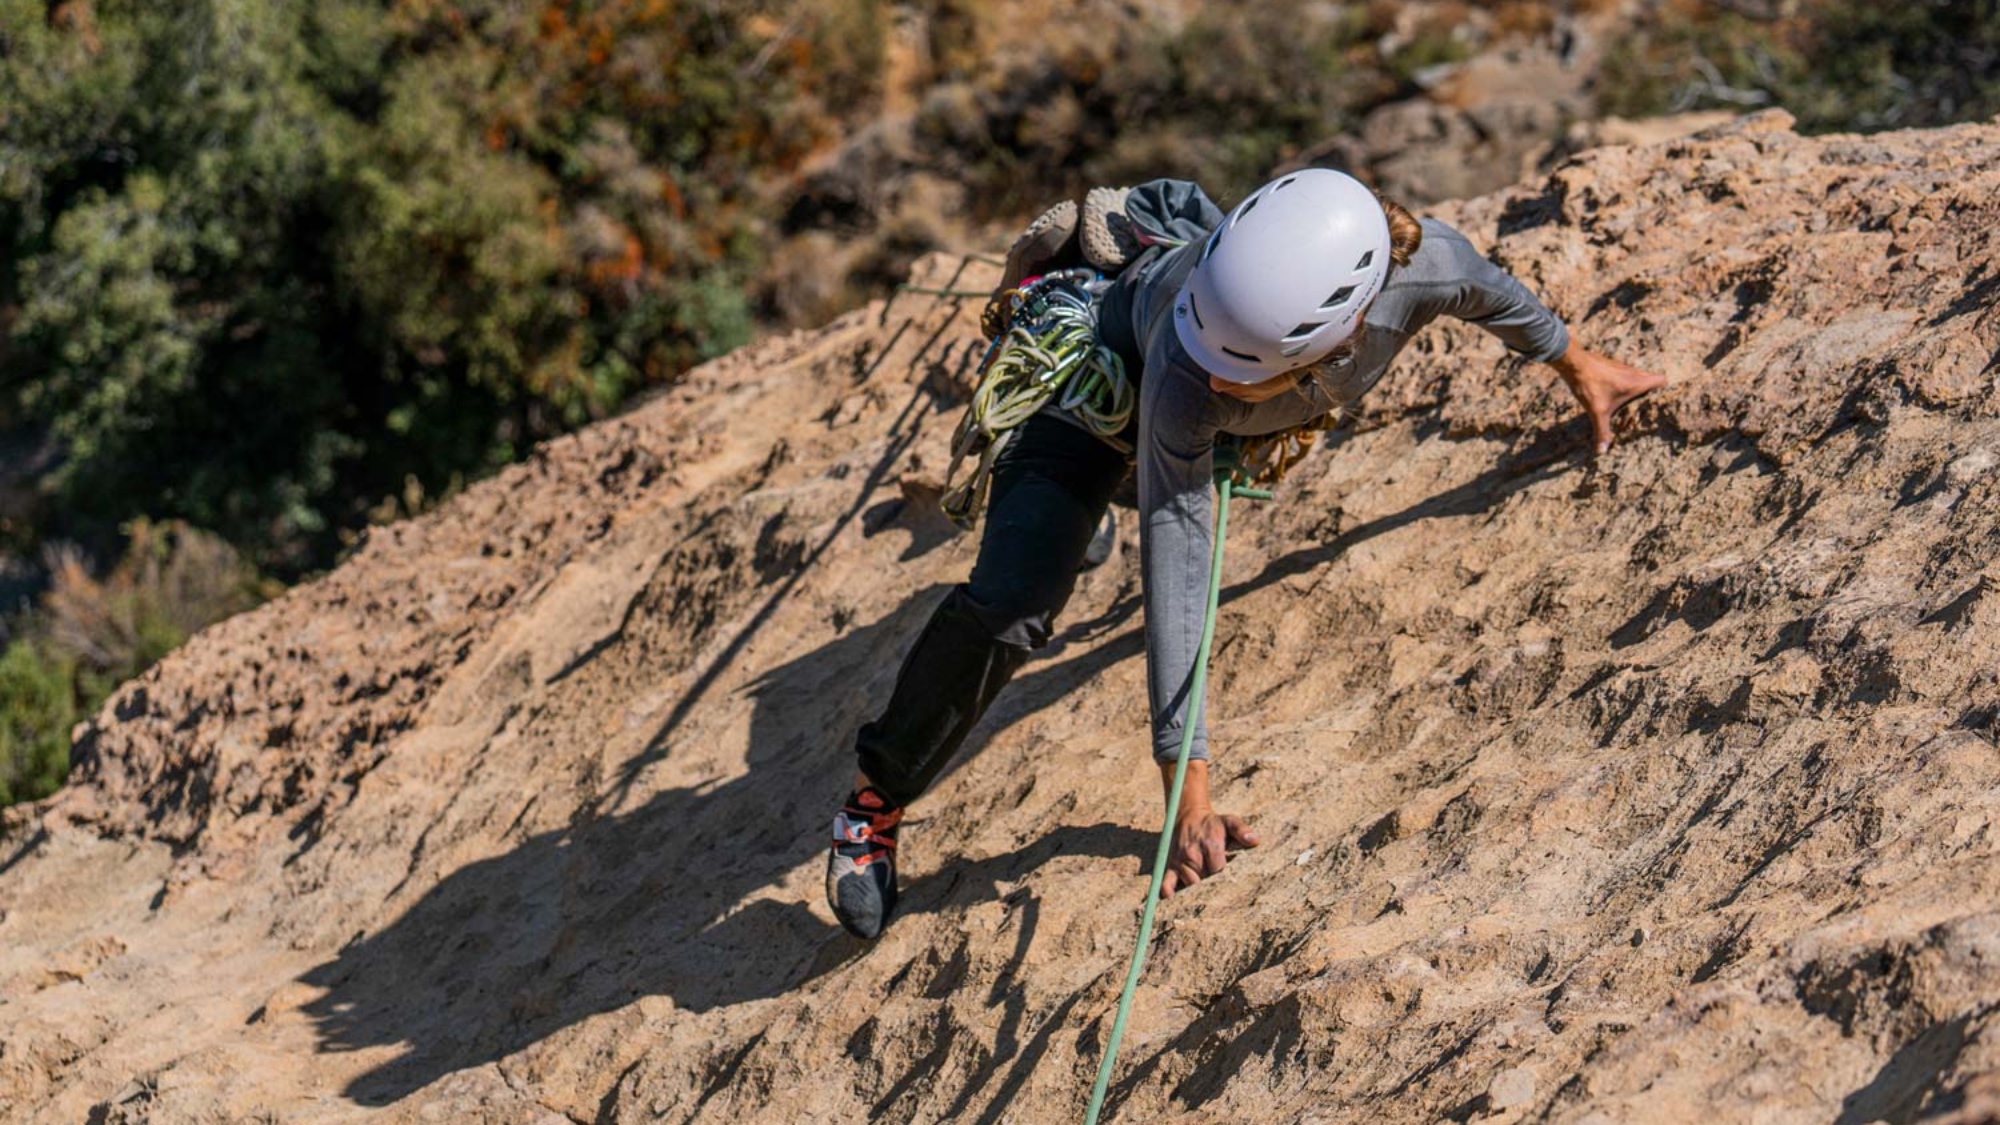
[{"xmin": 940, "ymin": 270, "xmax": 1134, "ymax": 528}]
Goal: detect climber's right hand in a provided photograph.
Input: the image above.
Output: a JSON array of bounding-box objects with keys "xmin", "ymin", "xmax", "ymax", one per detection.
[
  {"xmin": 1547, "ymin": 340, "xmax": 1668, "ymax": 455},
  {"xmin": 1159, "ymin": 759, "xmax": 1261, "ymax": 898}
]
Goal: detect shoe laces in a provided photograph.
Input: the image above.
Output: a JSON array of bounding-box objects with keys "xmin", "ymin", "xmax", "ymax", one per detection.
[{"xmin": 834, "ymin": 789, "xmax": 903, "ymax": 849}]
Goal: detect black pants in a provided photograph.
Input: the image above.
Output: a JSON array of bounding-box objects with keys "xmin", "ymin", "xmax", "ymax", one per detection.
[{"xmin": 855, "ymin": 414, "xmax": 1129, "ymax": 805}]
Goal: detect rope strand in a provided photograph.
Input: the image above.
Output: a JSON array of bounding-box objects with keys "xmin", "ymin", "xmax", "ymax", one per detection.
[
  {"xmin": 1082, "ymin": 477, "xmax": 1267, "ymax": 1124},
  {"xmin": 941, "ymin": 274, "xmax": 1134, "ymax": 527}
]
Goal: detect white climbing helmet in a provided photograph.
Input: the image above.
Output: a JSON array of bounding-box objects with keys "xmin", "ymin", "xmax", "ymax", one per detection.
[{"xmin": 1173, "ymin": 168, "xmax": 1394, "ymax": 384}]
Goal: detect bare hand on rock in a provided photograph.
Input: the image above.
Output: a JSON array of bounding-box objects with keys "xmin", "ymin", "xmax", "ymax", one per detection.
[
  {"xmin": 1550, "ymin": 341, "xmax": 1668, "ymax": 455},
  {"xmin": 1162, "ymin": 807, "xmax": 1260, "ymax": 898}
]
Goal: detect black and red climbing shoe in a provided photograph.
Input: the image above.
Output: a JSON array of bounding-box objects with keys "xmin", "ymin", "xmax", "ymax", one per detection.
[{"xmin": 826, "ymin": 787, "xmax": 903, "ymax": 939}]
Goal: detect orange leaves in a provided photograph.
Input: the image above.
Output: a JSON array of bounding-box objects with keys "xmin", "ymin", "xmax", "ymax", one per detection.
[
  {"xmin": 47, "ymin": 0, "xmax": 103, "ymax": 55},
  {"xmin": 538, "ymin": 0, "xmax": 570, "ymax": 41},
  {"xmin": 584, "ymin": 231, "xmax": 645, "ymax": 287}
]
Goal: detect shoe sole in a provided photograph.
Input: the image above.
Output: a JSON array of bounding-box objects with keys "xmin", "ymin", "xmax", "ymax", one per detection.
[{"xmin": 827, "ymin": 852, "xmax": 897, "ymax": 939}]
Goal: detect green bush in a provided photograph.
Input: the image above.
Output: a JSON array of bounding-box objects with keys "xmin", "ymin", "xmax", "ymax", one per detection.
[
  {"xmin": 0, "ymin": 639, "xmax": 75, "ymax": 807},
  {"xmin": 0, "ymin": 520, "xmax": 268, "ymax": 809},
  {"xmin": 0, "ymin": 0, "xmax": 870, "ymax": 575}
]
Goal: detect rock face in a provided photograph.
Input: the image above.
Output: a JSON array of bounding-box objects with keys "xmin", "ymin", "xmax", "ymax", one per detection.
[{"xmin": 4, "ymin": 112, "xmax": 2000, "ymax": 1123}]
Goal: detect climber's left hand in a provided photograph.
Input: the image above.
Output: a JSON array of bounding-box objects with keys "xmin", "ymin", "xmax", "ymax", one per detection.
[{"xmin": 1547, "ymin": 341, "xmax": 1668, "ymax": 455}]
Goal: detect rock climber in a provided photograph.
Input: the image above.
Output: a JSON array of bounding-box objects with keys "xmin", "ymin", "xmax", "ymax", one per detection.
[{"xmin": 826, "ymin": 170, "xmax": 1666, "ymax": 938}]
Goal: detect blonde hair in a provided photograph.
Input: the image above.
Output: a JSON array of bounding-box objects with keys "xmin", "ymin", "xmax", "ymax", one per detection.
[{"xmin": 1380, "ymin": 192, "xmax": 1423, "ymax": 267}]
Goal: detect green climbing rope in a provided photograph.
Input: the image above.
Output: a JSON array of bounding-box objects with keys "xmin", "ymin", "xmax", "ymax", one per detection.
[{"xmin": 1082, "ymin": 474, "xmax": 1266, "ymax": 1124}]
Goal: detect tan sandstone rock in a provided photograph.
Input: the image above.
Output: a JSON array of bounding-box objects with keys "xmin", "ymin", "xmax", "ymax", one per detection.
[{"xmin": 2, "ymin": 113, "xmax": 2000, "ymax": 1123}]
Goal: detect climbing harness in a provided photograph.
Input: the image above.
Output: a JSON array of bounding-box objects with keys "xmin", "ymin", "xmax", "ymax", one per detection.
[
  {"xmin": 1083, "ymin": 470, "xmax": 1270, "ymax": 1125},
  {"xmin": 1231, "ymin": 408, "xmax": 1346, "ymax": 489},
  {"xmin": 940, "ymin": 270, "xmax": 1136, "ymax": 528}
]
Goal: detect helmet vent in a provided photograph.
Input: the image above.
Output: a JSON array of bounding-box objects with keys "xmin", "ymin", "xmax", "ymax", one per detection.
[
  {"xmin": 1275, "ymin": 176, "xmax": 1297, "ymax": 190},
  {"xmin": 1284, "ymin": 321, "xmax": 1324, "ymax": 340},
  {"xmin": 1221, "ymin": 346, "xmax": 1261, "ymax": 363},
  {"xmin": 1232, "ymin": 192, "xmax": 1262, "ymax": 226},
  {"xmin": 1188, "ymin": 291, "xmax": 1206, "ymax": 330},
  {"xmin": 1355, "ymin": 249, "xmax": 1374, "ymax": 269},
  {"xmin": 1200, "ymin": 228, "xmax": 1223, "ymax": 264},
  {"xmin": 1320, "ymin": 285, "xmax": 1357, "ymax": 310}
]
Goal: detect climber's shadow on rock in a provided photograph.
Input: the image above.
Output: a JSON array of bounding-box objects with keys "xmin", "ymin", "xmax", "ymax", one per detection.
[{"xmin": 299, "ymin": 585, "xmax": 1149, "ymax": 1106}]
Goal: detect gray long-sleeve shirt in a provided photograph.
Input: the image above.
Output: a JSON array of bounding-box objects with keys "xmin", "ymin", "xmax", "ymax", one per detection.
[{"xmin": 1097, "ymin": 180, "xmax": 1571, "ymax": 763}]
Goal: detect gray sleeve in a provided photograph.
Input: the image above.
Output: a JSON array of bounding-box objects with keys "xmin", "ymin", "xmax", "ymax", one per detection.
[
  {"xmin": 1414, "ymin": 220, "xmax": 1571, "ymax": 363},
  {"xmin": 1137, "ymin": 345, "xmax": 1222, "ymax": 765}
]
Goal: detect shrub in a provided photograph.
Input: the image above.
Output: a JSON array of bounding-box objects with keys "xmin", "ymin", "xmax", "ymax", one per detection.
[
  {"xmin": 0, "ymin": 638, "xmax": 74, "ymax": 807},
  {"xmin": 42, "ymin": 520, "xmax": 265, "ymax": 694},
  {"xmin": 0, "ymin": 520, "xmax": 268, "ymax": 808}
]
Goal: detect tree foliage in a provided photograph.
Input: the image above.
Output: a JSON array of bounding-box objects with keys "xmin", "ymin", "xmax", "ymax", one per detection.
[
  {"xmin": 0, "ymin": 637, "xmax": 73, "ymax": 807},
  {"xmin": 0, "ymin": 0, "xmax": 875, "ymax": 572}
]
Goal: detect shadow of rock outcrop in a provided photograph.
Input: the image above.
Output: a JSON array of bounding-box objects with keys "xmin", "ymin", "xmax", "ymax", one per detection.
[{"xmin": 299, "ymin": 587, "xmax": 1151, "ymax": 1104}]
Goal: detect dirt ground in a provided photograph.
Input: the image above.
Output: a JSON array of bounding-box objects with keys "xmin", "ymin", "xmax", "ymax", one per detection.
[{"xmin": 4, "ymin": 111, "xmax": 2000, "ymax": 1124}]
